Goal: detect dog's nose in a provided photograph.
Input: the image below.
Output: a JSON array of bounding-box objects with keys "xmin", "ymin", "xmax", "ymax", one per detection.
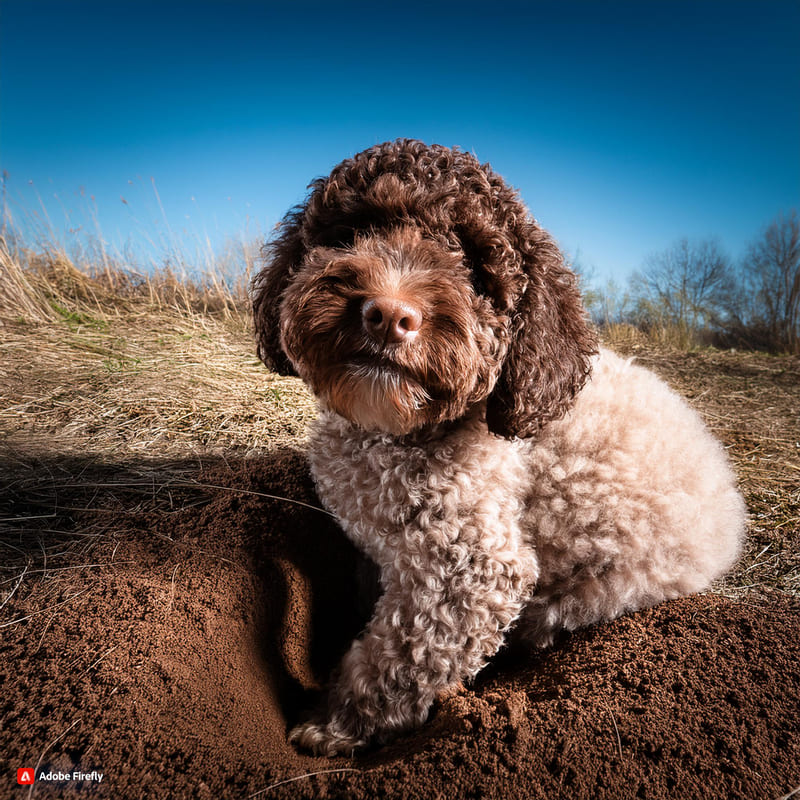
[{"xmin": 362, "ymin": 297, "xmax": 422, "ymax": 344}]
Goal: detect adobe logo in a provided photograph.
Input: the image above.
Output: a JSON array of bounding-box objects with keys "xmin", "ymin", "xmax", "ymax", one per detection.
[{"xmin": 17, "ymin": 768, "xmax": 35, "ymax": 785}]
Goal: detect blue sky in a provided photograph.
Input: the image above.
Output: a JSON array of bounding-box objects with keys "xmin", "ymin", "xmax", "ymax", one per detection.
[{"xmin": 1, "ymin": 0, "xmax": 798, "ymax": 284}]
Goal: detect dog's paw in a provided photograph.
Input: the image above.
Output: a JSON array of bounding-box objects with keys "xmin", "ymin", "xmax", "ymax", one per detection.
[{"xmin": 289, "ymin": 720, "xmax": 368, "ymax": 757}]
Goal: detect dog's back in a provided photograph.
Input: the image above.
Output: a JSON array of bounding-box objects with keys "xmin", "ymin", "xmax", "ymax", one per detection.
[{"xmin": 516, "ymin": 349, "xmax": 746, "ymax": 645}]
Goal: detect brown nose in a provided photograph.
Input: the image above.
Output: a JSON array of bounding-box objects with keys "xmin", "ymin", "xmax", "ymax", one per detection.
[{"xmin": 362, "ymin": 297, "xmax": 423, "ymax": 345}]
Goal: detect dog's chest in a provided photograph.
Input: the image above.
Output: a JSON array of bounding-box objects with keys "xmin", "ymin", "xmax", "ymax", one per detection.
[
  {"xmin": 308, "ymin": 414, "xmax": 438, "ymax": 552},
  {"xmin": 307, "ymin": 411, "xmax": 529, "ymax": 566}
]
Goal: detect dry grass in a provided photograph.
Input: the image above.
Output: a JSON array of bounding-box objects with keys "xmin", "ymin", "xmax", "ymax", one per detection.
[
  {"xmin": 0, "ymin": 241, "xmax": 315, "ymax": 458},
  {"xmin": 1, "ymin": 244, "xmax": 798, "ymax": 609},
  {"xmin": 0, "ymin": 311, "xmax": 313, "ymax": 456}
]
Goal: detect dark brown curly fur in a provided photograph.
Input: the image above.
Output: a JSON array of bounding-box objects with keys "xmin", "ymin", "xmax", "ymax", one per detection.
[{"xmin": 252, "ymin": 139, "xmax": 597, "ymax": 437}]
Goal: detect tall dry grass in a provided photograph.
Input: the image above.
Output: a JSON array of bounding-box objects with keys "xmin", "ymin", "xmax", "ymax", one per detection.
[
  {"xmin": 1, "ymin": 172, "xmax": 266, "ymax": 327},
  {"xmin": 599, "ymin": 320, "xmax": 726, "ymax": 353},
  {"xmin": 0, "ymin": 236, "xmax": 253, "ymax": 329},
  {"xmin": 0, "ymin": 199, "xmax": 317, "ymax": 461}
]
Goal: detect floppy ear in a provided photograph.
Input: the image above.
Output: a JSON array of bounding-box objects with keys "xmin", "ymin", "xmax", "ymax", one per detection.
[
  {"xmin": 485, "ymin": 236, "xmax": 597, "ymax": 439},
  {"xmin": 251, "ymin": 212, "xmax": 305, "ymax": 376}
]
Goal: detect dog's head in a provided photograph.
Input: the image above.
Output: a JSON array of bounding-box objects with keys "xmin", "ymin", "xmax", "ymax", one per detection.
[{"xmin": 252, "ymin": 139, "xmax": 597, "ymax": 438}]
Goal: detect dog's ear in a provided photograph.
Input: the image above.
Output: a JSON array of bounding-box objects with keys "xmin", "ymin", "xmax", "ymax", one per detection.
[
  {"xmin": 251, "ymin": 212, "xmax": 304, "ymax": 377},
  {"xmin": 485, "ymin": 235, "xmax": 597, "ymax": 439}
]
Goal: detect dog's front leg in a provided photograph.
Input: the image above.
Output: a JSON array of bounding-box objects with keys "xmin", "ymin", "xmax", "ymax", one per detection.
[{"xmin": 289, "ymin": 540, "xmax": 536, "ymax": 756}]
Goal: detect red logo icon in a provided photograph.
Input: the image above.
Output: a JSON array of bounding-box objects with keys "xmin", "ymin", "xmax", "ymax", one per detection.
[{"xmin": 17, "ymin": 769, "xmax": 35, "ymax": 785}]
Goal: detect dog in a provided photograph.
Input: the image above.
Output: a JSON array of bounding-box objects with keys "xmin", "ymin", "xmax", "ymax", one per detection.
[{"xmin": 252, "ymin": 139, "xmax": 746, "ymax": 755}]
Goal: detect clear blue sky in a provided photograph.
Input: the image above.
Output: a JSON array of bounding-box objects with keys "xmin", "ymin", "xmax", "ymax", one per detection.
[{"xmin": 2, "ymin": 0, "xmax": 799, "ymax": 284}]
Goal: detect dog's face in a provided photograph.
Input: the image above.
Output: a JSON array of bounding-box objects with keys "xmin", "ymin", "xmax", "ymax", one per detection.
[
  {"xmin": 253, "ymin": 140, "xmax": 598, "ymax": 439},
  {"xmin": 279, "ymin": 227, "xmax": 509, "ymax": 435}
]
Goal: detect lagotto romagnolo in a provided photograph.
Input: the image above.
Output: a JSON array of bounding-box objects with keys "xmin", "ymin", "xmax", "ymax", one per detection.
[{"xmin": 252, "ymin": 139, "xmax": 747, "ymax": 756}]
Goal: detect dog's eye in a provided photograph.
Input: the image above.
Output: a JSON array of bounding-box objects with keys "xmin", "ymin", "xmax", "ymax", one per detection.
[{"xmin": 320, "ymin": 263, "xmax": 360, "ymax": 293}]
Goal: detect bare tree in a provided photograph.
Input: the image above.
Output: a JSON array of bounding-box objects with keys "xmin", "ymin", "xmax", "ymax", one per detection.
[
  {"xmin": 563, "ymin": 248, "xmax": 603, "ymax": 319},
  {"xmin": 631, "ymin": 238, "xmax": 733, "ymax": 341},
  {"xmin": 737, "ymin": 210, "xmax": 800, "ymax": 353},
  {"xmin": 589, "ymin": 277, "xmax": 632, "ymax": 328}
]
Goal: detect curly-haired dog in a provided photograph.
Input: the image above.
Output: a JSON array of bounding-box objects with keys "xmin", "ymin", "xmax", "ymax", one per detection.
[{"xmin": 252, "ymin": 139, "xmax": 747, "ymax": 755}]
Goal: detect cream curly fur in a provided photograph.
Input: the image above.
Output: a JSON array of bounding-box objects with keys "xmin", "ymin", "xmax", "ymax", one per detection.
[
  {"xmin": 515, "ymin": 349, "xmax": 746, "ymax": 645},
  {"xmin": 251, "ymin": 140, "xmax": 747, "ymax": 755},
  {"xmin": 294, "ymin": 350, "xmax": 746, "ymax": 754}
]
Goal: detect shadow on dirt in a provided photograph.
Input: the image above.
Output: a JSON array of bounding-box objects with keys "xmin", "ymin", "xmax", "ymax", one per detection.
[{"xmin": 0, "ymin": 444, "xmax": 377, "ymax": 727}]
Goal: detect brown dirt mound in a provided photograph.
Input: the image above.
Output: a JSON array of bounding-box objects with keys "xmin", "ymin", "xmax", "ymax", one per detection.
[{"xmin": 1, "ymin": 450, "xmax": 798, "ymax": 799}]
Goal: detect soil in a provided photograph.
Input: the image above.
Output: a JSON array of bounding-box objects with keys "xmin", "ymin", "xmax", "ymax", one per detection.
[{"xmin": 1, "ymin": 448, "xmax": 798, "ymax": 800}]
